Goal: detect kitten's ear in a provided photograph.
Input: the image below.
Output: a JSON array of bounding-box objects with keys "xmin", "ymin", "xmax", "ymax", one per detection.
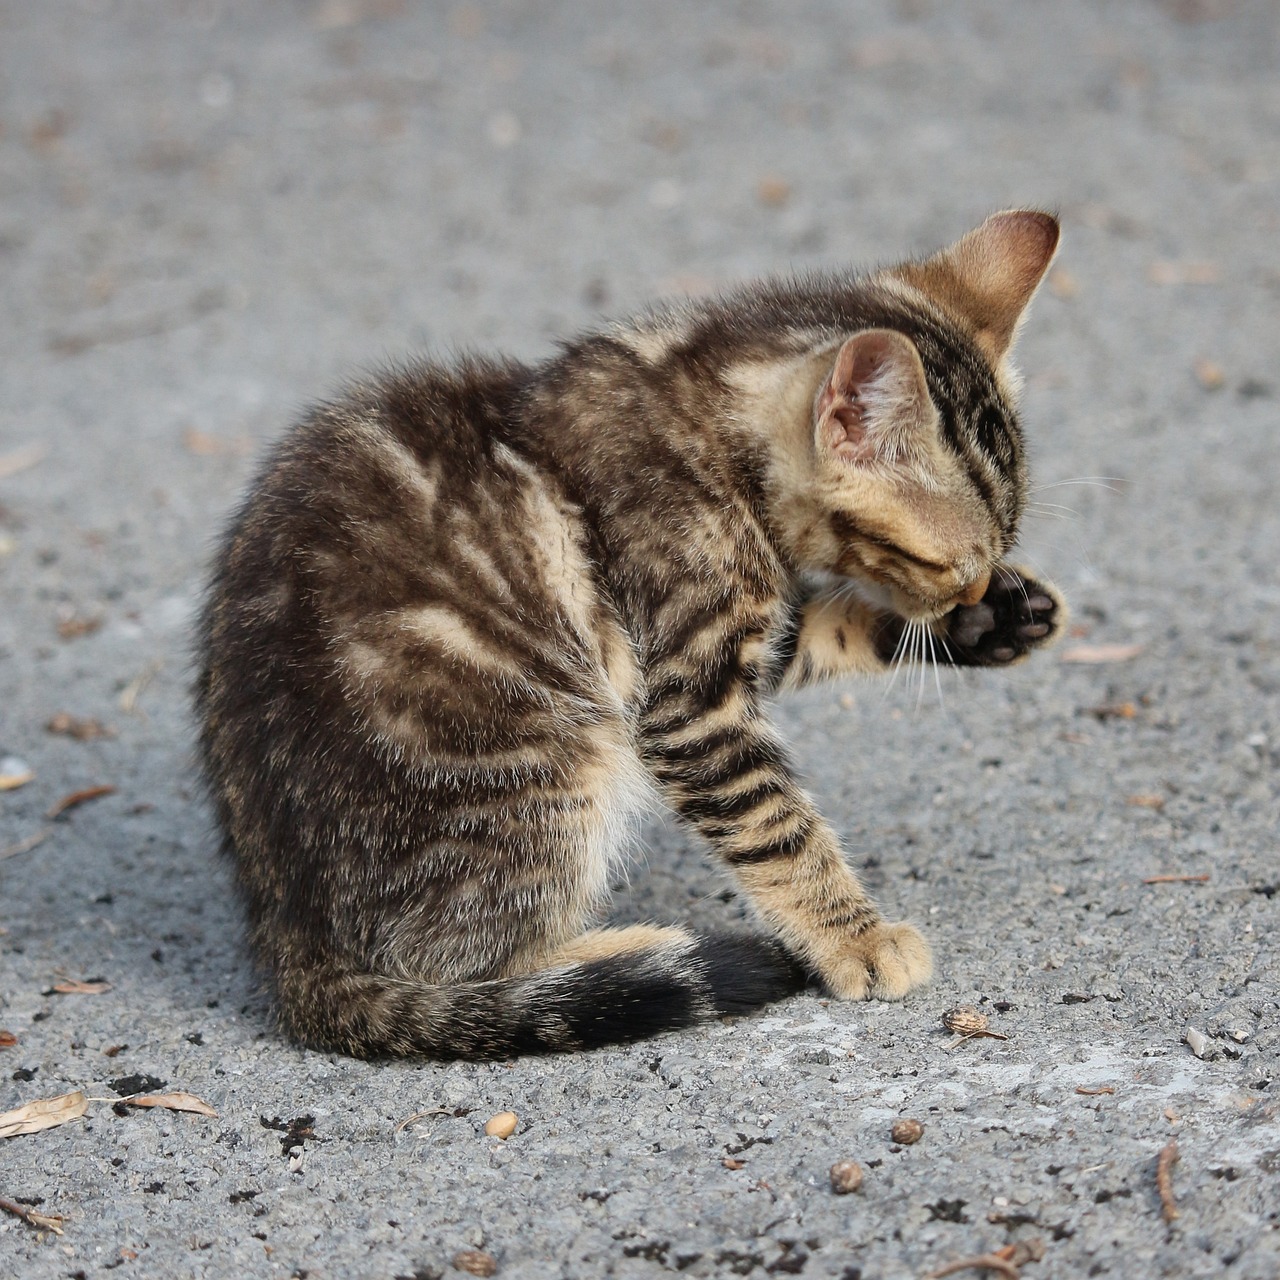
[
  {"xmin": 815, "ymin": 329, "xmax": 931, "ymax": 465},
  {"xmin": 894, "ymin": 209, "xmax": 1060, "ymax": 363}
]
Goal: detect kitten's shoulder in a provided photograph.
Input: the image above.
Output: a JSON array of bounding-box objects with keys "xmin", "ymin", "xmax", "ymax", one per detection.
[{"xmin": 307, "ymin": 354, "xmax": 532, "ymax": 457}]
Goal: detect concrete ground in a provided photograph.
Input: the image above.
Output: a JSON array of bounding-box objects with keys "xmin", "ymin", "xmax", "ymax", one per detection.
[{"xmin": 2, "ymin": 1, "xmax": 1278, "ymax": 1276}]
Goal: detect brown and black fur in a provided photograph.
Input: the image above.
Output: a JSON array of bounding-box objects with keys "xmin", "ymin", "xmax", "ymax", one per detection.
[{"xmin": 196, "ymin": 211, "xmax": 1065, "ymax": 1059}]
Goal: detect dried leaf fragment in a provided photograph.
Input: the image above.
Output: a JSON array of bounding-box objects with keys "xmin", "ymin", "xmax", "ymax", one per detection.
[
  {"xmin": 722, "ymin": 1156, "xmax": 747, "ymax": 1170},
  {"xmin": 453, "ymin": 1248, "xmax": 498, "ymax": 1276},
  {"xmin": 928, "ymin": 1238, "xmax": 1045, "ymax": 1279},
  {"xmin": 0, "ymin": 1029, "xmax": 18, "ymax": 1048},
  {"xmin": 0, "ymin": 756, "xmax": 34, "ymax": 791},
  {"xmin": 1147, "ymin": 259, "xmax": 1219, "ymax": 286},
  {"xmin": 46, "ymin": 713, "xmax": 115, "ymax": 741},
  {"xmin": 0, "ymin": 1195, "xmax": 65, "ymax": 1235},
  {"xmin": 1185, "ymin": 1026, "xmax": 1211, "ymax": 1059},
  {"xmin": 0, "ymin": 829, "xmax": 50, "ymax": 861},
  {"xmin": 394, "ymin": 1106, "xmax": 459, "ymax": 1133},
  {"xmin": 119, "ymin": 660, "xmax": 163, "ymax": 716},
  {"xmin": 927, "ymin": 1253, "xmax": 1019, "ymax": 1279},
  {"xmin": 942, "ymin": 1005, "xmax": 989, "ymax": 1036},
  {"xmin": 0, "ymin": 442, "xmax": 48, "ymax": 479},
  {"xmin": 1152, "ymin": 257, "xmax": 1218, "ymax": 285},
  {"xmin": 126, "ymin": 1091, "xmax": 218, "ymax": 1118},
  {"xmin": 0, "ymin": 1090, "xmax": 89, "ymax": 1138},
  {"xmin": 1061, "ymin": 643, "xmax": 1144, "ymax": 664},
  {"xmin": 55, "ymin": 612, "xmax": 103, "ymax": 640},
  {"xmin": 829, "ymin": 1159, "xmax": 863, "ymax": 1194},
  {"xmin": 183, "ymin": 426, "xmax": 252, "ymax": 457},
  {"xmin": 1156, "ymin": 1138, "xmax": 1180, "ymax": 1222},
  {"xmin": 1087, "ymin": 701, "xmax": 1137, "ymax": 721},
  {"xmin": 47, "ymin": 785, "xmax": 116, "ymax": 819},
  {"xmin": 1126, "ymin": 793, "xmax": 1165, "ymax": 809},
  {"xmin": 49, "ymin": 979, "xmax": 111, "ymax": 995}
]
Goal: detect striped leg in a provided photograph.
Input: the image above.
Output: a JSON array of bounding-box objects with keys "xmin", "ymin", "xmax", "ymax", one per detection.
[
  {"xmin": 767, "ymin": 583, "xmax": 892, "ymax": 693},
  {"xmin": 640, "ymin": 620, "xmax": 931, "ymax": 1000}
]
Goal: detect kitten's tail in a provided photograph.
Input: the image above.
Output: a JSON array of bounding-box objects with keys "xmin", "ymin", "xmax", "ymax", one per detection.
[{"xmin": 274, "ymin": 933, "xmax": 807, "ymax": 1060}]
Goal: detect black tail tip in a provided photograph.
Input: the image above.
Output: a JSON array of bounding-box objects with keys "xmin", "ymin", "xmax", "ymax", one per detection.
[{"xmin": 695, "ymin": 933, "xmax": 809, "ymax": 1015}]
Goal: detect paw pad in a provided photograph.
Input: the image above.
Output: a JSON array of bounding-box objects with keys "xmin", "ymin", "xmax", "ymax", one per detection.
[{"xmin": 944, "ymin": 566, "xmax": 1061, "ymax": 666}]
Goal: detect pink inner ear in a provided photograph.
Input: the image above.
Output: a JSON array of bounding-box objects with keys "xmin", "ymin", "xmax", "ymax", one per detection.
[
  {"xmin": 816, "ymin": 329, "xmax": 928, "ymax": 465},
  {"xmin": 817, "ymin": 378, "xmax": 867, "ymax": 454},
  {"xmin": 822, "ymin": 402, "xmax": 874, "ymax": 462}
]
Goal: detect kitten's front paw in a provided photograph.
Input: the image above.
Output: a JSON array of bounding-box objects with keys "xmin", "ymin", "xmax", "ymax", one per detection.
[
  {"xmin": 821, "ymin": 921, "xmax": 933, "ymax": 1001},
  {"xmin": 944, "ymin": 564, "xmax": 1063, "ymax": 666}
]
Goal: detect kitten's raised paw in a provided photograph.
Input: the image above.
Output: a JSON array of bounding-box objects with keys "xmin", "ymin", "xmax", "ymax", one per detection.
[
  {"xmin": 944, "ymin": 564, "xmax": 1063, "ymax": 666},
  {"xmin": 821, "ymin": 921, "xmax": 933, "ymax": 1001}
]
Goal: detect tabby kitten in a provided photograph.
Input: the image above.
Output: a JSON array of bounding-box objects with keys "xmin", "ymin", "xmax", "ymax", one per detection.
[{"xmin": 197, "ymin": 210, "xmax": 1064, "ymax": 1060}]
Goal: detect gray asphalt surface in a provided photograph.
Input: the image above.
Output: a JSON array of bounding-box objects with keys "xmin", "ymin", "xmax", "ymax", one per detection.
[{"xmin": 2, "ymin": 2, "xmax": 1278, "ymax": 1277}]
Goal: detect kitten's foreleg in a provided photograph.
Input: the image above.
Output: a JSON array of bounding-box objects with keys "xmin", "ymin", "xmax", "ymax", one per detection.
[
  {"xmin": 641, "ymin": 655, "xmax": 932, "ymax": 1001},
  {"xmin": 766, "ymin": 583, "xmax": 889, "ymax": 692}
]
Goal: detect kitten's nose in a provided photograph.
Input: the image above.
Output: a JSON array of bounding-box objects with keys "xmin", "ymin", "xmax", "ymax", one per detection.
[{"xmin": 956, "ymin": 571, "xmax": 991, "ymax": 607}]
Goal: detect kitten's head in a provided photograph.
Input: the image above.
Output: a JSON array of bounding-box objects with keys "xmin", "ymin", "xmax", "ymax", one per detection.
[{"xmin": 794, "ymin": 210, "xmax": 1059, "ymax": 620}]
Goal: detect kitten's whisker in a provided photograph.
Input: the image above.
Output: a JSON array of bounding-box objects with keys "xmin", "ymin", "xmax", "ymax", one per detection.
[
  {"xmin": 896, "ymin": 620, "xmax": 916, "ymax": 687},
  {"xmin": 914, "ymin": 622, "xmax": 928, "ymax": 714},
  {"xmin": 937, "ymin": 629, "xmax": 957, "ymax": 666},
  {"xmin": 927, "ymin": 625, "xmax": 945, "ymax": 710},
  {"xmin": 1026, "ymin": 502, "xmax": 1080, "ymax": 522},
  {"xmin": 1030, "ymin": 476, "xmax": 1122, "ymax": 496},
  {"xmin": 1012, "ymin": 571, "xmax": 1033, "ymax": 615},
  {"xmin": 880, "ymin": 620, "xmax": 911, "ymax": 704}
]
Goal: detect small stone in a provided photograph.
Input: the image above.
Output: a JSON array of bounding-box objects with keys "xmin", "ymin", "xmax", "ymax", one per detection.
[
  {"xmin": 890, "ymin": 1118, "xmax": 924, "ymax": 1145},
  {"xmin": 1185, "ymin": 1027, "xmax": 1211, "ymax": 1059},
  {"xmin": 453, "ymin": 1249, "xmax": 498, "ymax": 1277},
  {"xmin": 829, "ymin": 1159, "xmax": 863, "ymax": 1194},
  {"xmin": 1194, "ymin": 358, "xmax": 1225, "ymax": 390},
  {"xmin": 941, "ymin": 1006, "xmax": 989, "ymax": 1036},
  {"xmin": 483, "ymin": 1111, "xmax": 518, "ymax": 1139},
  {"xmin": 757, "ymin": 175, "xmax": 791, "ymax": 207},
  {"xmin": 1047, "ymin": 267, "xmax": 1078, "ymax": 299}
]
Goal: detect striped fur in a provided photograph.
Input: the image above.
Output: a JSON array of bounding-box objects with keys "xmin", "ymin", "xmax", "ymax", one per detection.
[{"xmin": 196, "ymin": 211, "xmax": 1064, "ymax": 1058}]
